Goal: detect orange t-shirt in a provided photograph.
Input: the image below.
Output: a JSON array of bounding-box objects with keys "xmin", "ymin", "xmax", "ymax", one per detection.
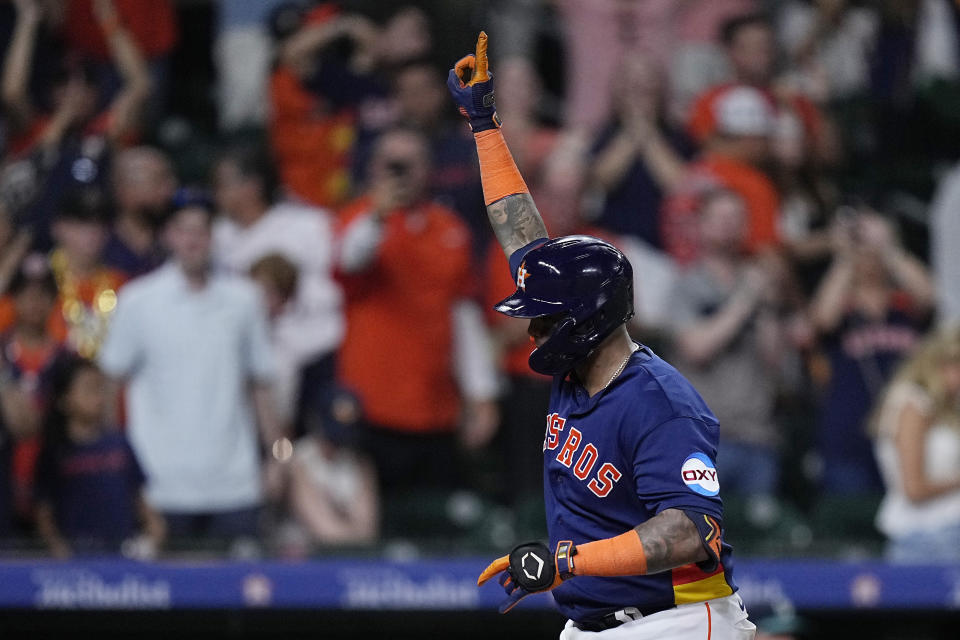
[
  {"xmin": 335, "ymin": 197, "xmax": 474, "ymax": 432},
  {"xmin": 0, "ymin": 297, "xmax": 62, "ymax": 341},
  {"xmin": 661, "ymin": 153, "xmax": 780, "ymax": 265},
  {"xmin": 269, "ymin": 66, "xmax": 356, "ymax": 209}
]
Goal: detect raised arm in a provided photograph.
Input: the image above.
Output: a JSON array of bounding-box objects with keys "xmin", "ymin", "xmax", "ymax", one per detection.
[
  {"xmin": 857, "ymin": 212, "xmax": 936, "ymax": 311},
  {"xmin": 676, "ymin": 265, "xmax": 770, "ymax": 366},
  {"xmin": 591, "ymin": 111, "xmax": 686, "ymax": 195},
  {"xmin": 448, "ymin": 32, "xmax": 548, "ymax": 258},
  {"xmin": 810, "ymin": 218, "xmax": 857, "ymax": 333},
  {"xmin": 485, "ymin": 192, "xmax": 548, "ymax": 259},
  {"xmin": 1, "ymin": 0, "xmax": 42, "ymax": 129},
  {"xmin": 92, "ymin": 0, "xmax": 152, "ymax": 144},
  {"xmin": 280, "ymin": 13, "xmax": 379, "ymax": 79}
]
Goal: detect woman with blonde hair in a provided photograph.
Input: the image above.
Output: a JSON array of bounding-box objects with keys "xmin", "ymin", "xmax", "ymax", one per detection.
[{"xmin": 873, "ymin": 325, "xmax": 960, "ymax": 562}]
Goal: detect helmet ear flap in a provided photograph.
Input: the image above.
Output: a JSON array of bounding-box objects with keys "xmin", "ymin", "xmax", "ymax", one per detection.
[
  {"xmin": 571, "ymin": 307, "xmax": 605, "ymax": 339},
  {"xmin": 528, "ymin": 314, "xmax": 585, "ymax": 375}
]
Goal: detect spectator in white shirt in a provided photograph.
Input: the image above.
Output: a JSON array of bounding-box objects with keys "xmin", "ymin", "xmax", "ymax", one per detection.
[
  {"xmin": 873, "ymin": 326, "xmax": 960, "ymax": 563},
  {"xmin": 284, "ymin": 384, "xmax": 379, "ymax": 550},
  {"xmin": 212, "ymin": 143, "xmax": 343, "ymax": 437},
  {"xmin": 98, "ymin": 189, "xmax": 284, "ymax": 551}
]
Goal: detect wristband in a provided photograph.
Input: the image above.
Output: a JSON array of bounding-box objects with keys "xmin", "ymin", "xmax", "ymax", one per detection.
[{"xmin": 475, "ymin": 129, "xmax": 529, "ymax": 206}]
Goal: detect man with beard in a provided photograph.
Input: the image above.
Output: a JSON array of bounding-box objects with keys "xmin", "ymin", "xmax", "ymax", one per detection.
[{"xmin": 103, "ymin": 146, "xmax": 178, "ymax": 277}]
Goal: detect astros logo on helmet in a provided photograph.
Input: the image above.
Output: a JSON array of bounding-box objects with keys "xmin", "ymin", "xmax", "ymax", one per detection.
[{"xmin": 517, "ymin": 261, "xmax": 530, "ymax": 291}]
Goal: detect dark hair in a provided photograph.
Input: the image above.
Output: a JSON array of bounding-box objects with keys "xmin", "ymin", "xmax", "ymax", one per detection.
[
  {"xmin": 56, "ymin": 187, "xmax": 112, "ymax": 225},
  {"xmin": 41, "ymin": 353, "xmax": 100, "ymax": 453},
  {"xmin": 268, "ymin": 1, "xmax": 310, "ymax": 42},
  {"xmin": 720, "ymin": 12, "xmax": 772, "ymax": 46},
  {"xmin": 6, "ymin": 253, "xmax": 58, "ymax": 297},
  {"xmin": 166, "ymin": 186, "xmax": 216, "ymax": 226},
  {"xmin": 215, "ymin": 142, "xmax": 280, "ymax": 205}
]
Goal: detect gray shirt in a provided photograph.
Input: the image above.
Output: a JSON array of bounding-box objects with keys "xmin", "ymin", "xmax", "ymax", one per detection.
[{"xmin": 670, "ymin": 263, "xmax": 779, "ymax": 448}]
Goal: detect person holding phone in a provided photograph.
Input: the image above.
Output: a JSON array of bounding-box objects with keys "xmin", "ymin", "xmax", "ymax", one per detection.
[{"xmin": 334, "ymin": 127, "xmax": 499, "ymax": 523}]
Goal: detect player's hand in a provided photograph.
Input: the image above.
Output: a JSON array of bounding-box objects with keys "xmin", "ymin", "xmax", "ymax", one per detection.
[
  {"xmin": 447, "ymin": 31, "xmax": 501, "ymax": 132},
  {"xmin": 477, "ymin": 540, "xmax": 576, "ymax": 613}
]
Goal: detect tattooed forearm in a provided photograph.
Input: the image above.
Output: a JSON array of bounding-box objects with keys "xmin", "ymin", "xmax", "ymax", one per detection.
[
  {"xmin": 633, "ymin": 509, "xmax": 708, "ymax": 574},
  {"xmin": 487, "ymin": 193, "xmax": 549, "ymax": 257}
]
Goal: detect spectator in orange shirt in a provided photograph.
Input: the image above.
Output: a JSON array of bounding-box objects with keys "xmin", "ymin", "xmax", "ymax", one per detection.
[
  {"xmin": 0, "ymin": 189, "xmax": 126, "ymax": 351},
  {"xmin": 335, "ymin": 127, "xmax": 498, "ymax": 504},
  {"xmin": 47, "ymin": 189, "xmax": 127, "ymax": 358},
  {"xmin": 351, "ymin": 59, "xmax": 489, "ymax": 263},
  {"xmin": 267, "ymin": 2, "xmax": 380, "ymax": 209},
  {"xmin": 662, "ymin": 84, "xmax": 781, "ymax": 265}
]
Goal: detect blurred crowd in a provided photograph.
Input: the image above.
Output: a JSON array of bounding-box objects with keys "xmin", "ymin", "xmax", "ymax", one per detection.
[{"xmin": 1, "ymin": 0, "xmax": 960, "ymax": 563}]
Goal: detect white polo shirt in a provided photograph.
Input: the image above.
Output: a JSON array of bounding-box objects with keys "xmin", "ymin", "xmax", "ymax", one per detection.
[{"xmin": 99, "ymin": 263, "xmax": 276, "ymax": 512}]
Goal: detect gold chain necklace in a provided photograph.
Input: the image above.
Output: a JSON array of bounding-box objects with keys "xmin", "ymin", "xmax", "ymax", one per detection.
[
  {"xmin": 50, "ymin": 249, "xmax": 119, "ymax": 357},
  {"xmin": 602, "ymin": 344, "xmax": 639, "ymax": 390}
]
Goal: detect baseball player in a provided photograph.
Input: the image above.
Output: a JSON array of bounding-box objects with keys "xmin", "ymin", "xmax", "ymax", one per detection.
[{"xmin": 447, "ymin": 33, "xmax": 756, "ymax": 639}]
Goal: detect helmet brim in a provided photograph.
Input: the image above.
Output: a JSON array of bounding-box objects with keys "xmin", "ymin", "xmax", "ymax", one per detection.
[{"xmin": 493, "ymin": 288, "xmax": 566, "ymax": 318}]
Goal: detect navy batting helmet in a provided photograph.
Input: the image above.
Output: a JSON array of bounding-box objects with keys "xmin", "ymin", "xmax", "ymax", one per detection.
[{"xmin": 494, "ymin": 236, "xmax": 634, "ymax": 375}]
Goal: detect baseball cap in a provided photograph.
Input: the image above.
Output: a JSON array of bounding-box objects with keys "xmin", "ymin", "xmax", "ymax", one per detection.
[
  {"xmin": 713, "ymin": 85, "xmax": 775, "ymax": 137},
  {"xmin": 170, "ymin": 186, "xmax": 215, "ymax": 214},
  {"xmin": 308, "ymin": 384, "xmax": 362, "ymax": 449}
]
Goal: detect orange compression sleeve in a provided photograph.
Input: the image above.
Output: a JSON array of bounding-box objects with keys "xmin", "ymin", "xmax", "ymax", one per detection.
[
  {"xmin": 572, "ymin": 530, "xmax": 648, "ymax": 577},
  {"xmin": 475, "ymin": 129, "xmax": 529, "ymax": 206}
]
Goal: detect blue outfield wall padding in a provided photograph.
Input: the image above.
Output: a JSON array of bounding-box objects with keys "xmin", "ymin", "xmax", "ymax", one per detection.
[{"xmin": 0, "ymin": 557, "xmax": 957, "ymax": 612}]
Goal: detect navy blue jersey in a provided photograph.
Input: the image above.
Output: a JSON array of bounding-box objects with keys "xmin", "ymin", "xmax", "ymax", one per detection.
[
  {"xmin": 35, "ymin": 431, "xmax": 146, "ymax": 552},
  {"xmin": 542, "ymin": 346, "xmax": 738, "ymax": 622}
]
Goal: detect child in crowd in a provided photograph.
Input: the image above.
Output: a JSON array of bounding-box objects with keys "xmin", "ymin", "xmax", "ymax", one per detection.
[
  {"xmin": 34, "ymin": 354, "xmax": 164, "ymax": 558},
  {"xmin": 283, "ymin": 384, "xmax": 379, "ymax": 550}
]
